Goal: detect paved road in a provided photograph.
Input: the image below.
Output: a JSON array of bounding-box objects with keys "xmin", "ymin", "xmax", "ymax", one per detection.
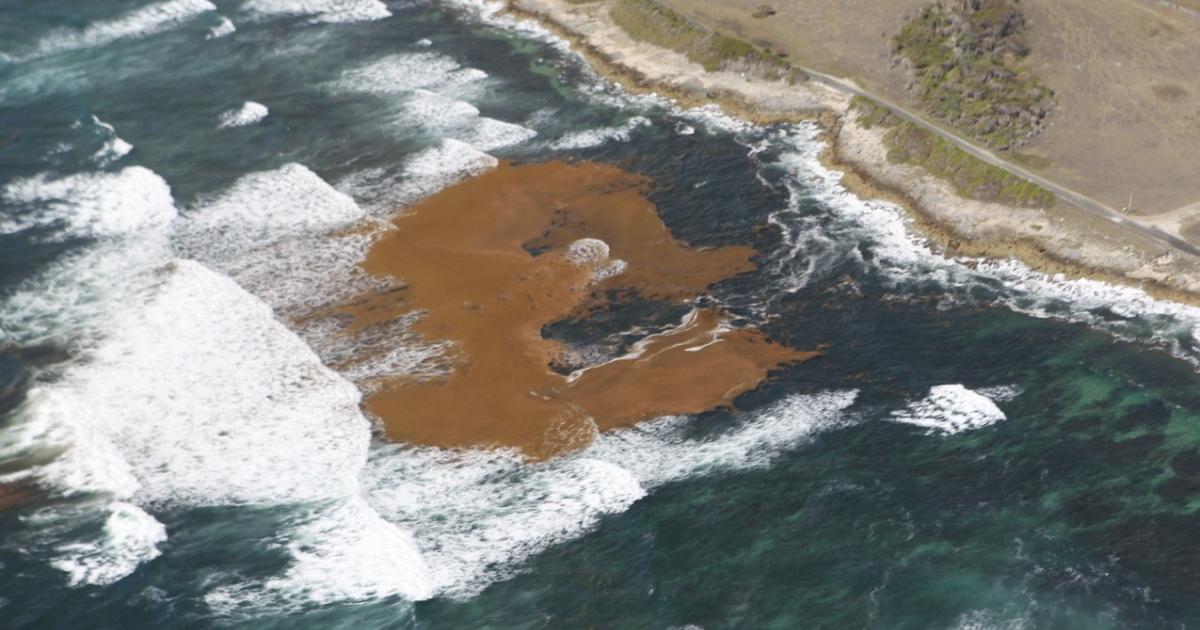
[{"xmin": 799, "ymin": 67, "xmax": 1200, "ymax": 259}]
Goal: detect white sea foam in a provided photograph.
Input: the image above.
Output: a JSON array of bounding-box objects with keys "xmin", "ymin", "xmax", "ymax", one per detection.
[
  {"xmin": 771, "ymin": 124, "xmax": 1200, "ymax": 367},
  {"xmin": 68, "ymin": 261, "xmax": 374, "ymax": 505},
  {"xmin": 890, "ymin": 385, "xmax": 1006, "ymax": 435},
  {"xmin": 331, "ymin": 52, "xmax": 487, "ymax": 95},
  {"xmin": 567, "ymin": 238, "xmax": 627, "ymax": 283},
  {"xmin": 336, "ymin": 139, "xmax": 499, "ymax": 216},
  {"xmin": 549, "ymin": 116, "xmax": 651, "ymax": 151},
  {"xmin": 977, "ymin": 384, "xmax": 1023, "ymax": 403},
  {"xmin": 1, "ymin": 167, "xmax": 174, "ymax": 242},
  {"xmin": 0, "ymin": 391, "xmax": 141, "ymax": 501},
  {"xmin": 217, "ymin": 229, "xmax": 386, "ymax": 316},
  {"xmin": 175, "ymin": 163, "xmax": 365, "ymax": 264},
  {"xmin": 172, "ymin": 163, "xmax": 384, "ymax": 333},
  {"xmin": 364, "ymin": 389, "xmax": 857, "ymax": 598},
  {"xmin": 329, "ymin": 53, "xmax": 530, "ymax": 154},
  {"xmin": 88, "ymin": 116, "xmax": 134, "ymax": 164},
  {"xmin": 0, "ymin": 243, "xmax": 170, "ymax": 345},
  {"xmin": 952, "ymin": 608, "xmax": 1032, "ymax": 630},
  {"xmin": 2, "ymin": 356, "xmax": 164, "ymax": 589},
  {"xmin": 242, "ymin": 0, "xmax": 391, "ymax": 24},
  {"xmin": 10, "ymin": 260, "xmax": 433, "ymax": 602},
  {"xmin": 0, "ymin": 167, "xmax": 176, "ymax": 343},
  {"xmin": 208, "ymin": 497, "xmax": 431, "ymax": 610},
  {"xmin": 403, "ymin": 90, "xmax": 537, "ymax": 151},
  {"xmin": 95, "ymin": 136, "xmax": 134, "ymax": 164},
  {"xmin": 32, "ymin": 0, "xmax": 216, "ymax": 57},
  {"xmin": 50, "ymin": 502, "xmax": 168, "ymax": 587},
  {"xmin": 217, "ymin": 101, "xmax": 268, "ymax": 128},
  {"xmin": 301, "ymin": 310, "xmax": 454, "ymax": 390},
  {"xmin": 9, "ymin": 262, "xmax": 365, "ymax": 505},
  {"xmin": 405, "ymin": 138, "xmax": 498, "ymax": 182},
  {"xmin": 207, "ymin": 15, "xmax": 236, "ymax": 39}
]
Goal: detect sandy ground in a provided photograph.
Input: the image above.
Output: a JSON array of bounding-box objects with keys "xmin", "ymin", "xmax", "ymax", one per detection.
[
  {"xmin": 505, "ymin": 0, "xmax": 1200, "ymax": 300},
  {"xmin": 655, "ymin": 0, "xmax": 1200, "ymax": 225}
]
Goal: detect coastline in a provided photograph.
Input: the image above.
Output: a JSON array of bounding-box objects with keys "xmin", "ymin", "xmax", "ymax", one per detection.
[{"xmin": 502, "ymin": 0, "xmax": 1200, "ymax": 305}]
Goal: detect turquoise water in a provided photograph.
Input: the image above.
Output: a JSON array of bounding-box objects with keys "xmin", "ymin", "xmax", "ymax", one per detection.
[{"xmin": 2, "ymin": 1, "xmax": 1200, "ymax": 628}]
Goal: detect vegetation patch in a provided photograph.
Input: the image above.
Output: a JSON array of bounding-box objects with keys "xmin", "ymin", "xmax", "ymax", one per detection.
[
  {"xmin": 892, "ymin": 0, "xmax": 1054, "ymax": 152},
  {"xmin": 752, "ymin": 4, "xmax": 777, "ymax": 18},
  {"xmin": 850, "ymin": 97, "xmax": 1057, "ymax": 208},
  {"xmin": 609, "ymin": 0, "xmax": 802, "ymax": 82},
  {"xmin": 850, "ymin": 96, "xmax": 899, "ymax": 130}
]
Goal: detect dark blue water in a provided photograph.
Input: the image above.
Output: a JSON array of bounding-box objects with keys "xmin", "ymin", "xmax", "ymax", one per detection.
[{"xmin": 3, "ymin": 1, "xmax": 1200, "ymax": 628}]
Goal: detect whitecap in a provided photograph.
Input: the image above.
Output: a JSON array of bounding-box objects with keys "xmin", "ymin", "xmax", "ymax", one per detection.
[
  {"xmin": 549, "ymin": 116, "xmax": 651, "ymax": 151},
  {"xmin": 9, "ymin": 260, "xmax": 433, "ymax": 602},
  {"xmin": 890, "ymin": 385, "xmax": 1006, "ymax": 435},
  {"xmin": 363, "ymin": 389, "xmax": 858, "ymax": 598},
  {"xmin": 403, "ymin": 89, "xmax": 537, "ymax": 151},
  {"xmin": 0, "ymin": 166, "xmax": 175, "ymax": 344},
  {"xmin": 242, "ymin": 0, "xmax": 391, "ymax": 24},
  {"xmin": 330, "ymin": 52, "xmax": 487, "ymax": 95},
  {"xmin": 32, "ymin": 0, "xmax": 217, "ymax": 57},
  {"xmin": 95, "ymin": 136, "xmax": 134, "ymax": 164},
  {"xmin": 50, "ymin": 502, "xmax": 168, "ymax": 587},
  {"xmin": 1, "ymin": 167, "xmax": 174, "ymax": 242},
  {"xmin": 207, "ymin": 14, "xmax": 236, "ymax": 39},
  {"xmin": 207, "ymin": 497, "xmax": 431, "ymax": 611},
  {"xmin": 217, "ymin": 101, "xmax": 269, "ymax": 128},
  {"xmin": 338, "ymin": 139, "xmax": 498, "ymax": 212},
  {"xmin": 174, "ymin": 163, "xmax": 365, "ymax": 264},
  {"xmin": 402, "ymin": 138, "xmax": 498, "ymax": 190},
  {"xmin": 977, "ymin": 384, "xmax": 1023, "ymax": 403}
]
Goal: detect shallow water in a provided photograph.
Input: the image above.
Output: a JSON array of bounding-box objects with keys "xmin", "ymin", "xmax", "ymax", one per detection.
[{"xmin": 2, "ymin": 1, "xmax": 1200, "ymax": 628}]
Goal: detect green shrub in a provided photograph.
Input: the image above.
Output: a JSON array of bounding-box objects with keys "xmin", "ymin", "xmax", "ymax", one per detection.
[
  {"xmin": 883, "ymin": 121, "xmax": 1057, "ymax": 207},
  {"xmin": 850, "ymin": 96, "xmax": 898, "ymax": 129},
  {"xmin": 892, "ymin": 0, "xmax": 1053, "ymax": 152}
]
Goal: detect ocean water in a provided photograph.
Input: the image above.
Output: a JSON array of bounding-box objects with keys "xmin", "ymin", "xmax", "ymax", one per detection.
[{"xmin": 2, "ymin": 1, "xmax": 1200, "ymax": 628}]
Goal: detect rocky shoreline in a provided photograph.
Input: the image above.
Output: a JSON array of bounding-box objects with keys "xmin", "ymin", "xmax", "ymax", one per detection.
[{"xmin": 503, "ymin": 0, "xmax": 1200, "ymax": 305}]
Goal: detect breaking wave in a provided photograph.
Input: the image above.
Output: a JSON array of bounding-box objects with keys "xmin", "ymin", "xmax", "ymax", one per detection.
[
  {"xmin": 889, "ymin": 385, "xmax": 1006, "ymax": 435},
  {"xmin": 765, "ymin": 123, "xmax": 1200, "ymax": 369},
  {"xmin": 363, "ymin": 389, "xmax": 859, "ymax": 598},
  {"xmin": 241, "ymin": 0, "xmax": 391, "ymax": 24},
  {"xmin": 30, "ymin": 0, "xmax": 216, "ymax": 58},
  {"xmin": 217, "ymin": 101, "xmax": 268, "ymax": 128}
]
